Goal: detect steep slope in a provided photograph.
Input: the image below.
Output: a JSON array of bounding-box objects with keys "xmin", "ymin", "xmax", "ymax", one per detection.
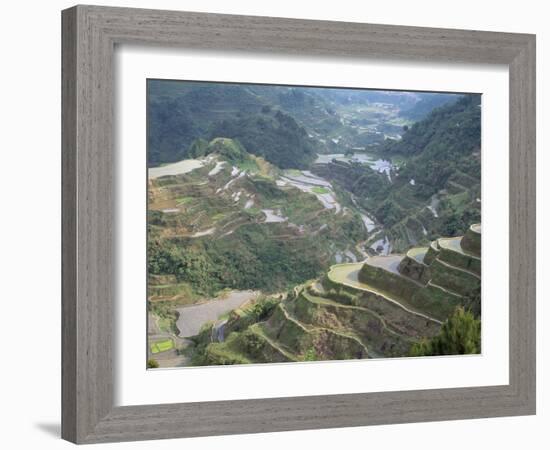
[
  {"xmin": 311, "ymin": 94, "xmax": 481, "ymax": 252},
  {"xmin": 147, "ymin": 81, "xmax": 268, "ymax": 165},
  {"xmin": 147, "ymin": 80, "xmax": 460, "ymax": 168},
  {"xmin": 399, "ymin": 92, "xmax": 462, "ymax": 121},
  {"xmin": 207, "ymin": 109, "xmax": 317, "ymax": 169},
  {"xmin": 147, "ymin": 81, "xmax": 327, "ymax": 167},
  {"xmin": 357, "ymin": 224, "xmax": 481, "ymax": 321},
  {"xmin": 189, "ymin": 224, "xmax": 480, "ymax": 365},
  {"xmin": 148, "ymin": 138, "xmax": 365, "ymax": 301}
]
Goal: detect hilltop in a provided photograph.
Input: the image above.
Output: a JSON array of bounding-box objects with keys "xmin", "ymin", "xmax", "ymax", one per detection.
[
  {"xmin": 206, "ymin": 109, "xmax": 317, "ymax": 169},
  {"xmin": 189, "ymin": 224, "xmax": 481, "ymax": 364}
]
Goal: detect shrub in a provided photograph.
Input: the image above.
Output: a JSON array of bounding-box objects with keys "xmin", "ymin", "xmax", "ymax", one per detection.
[
  {"xmin": 410, "ymin": 307, "xmax": 480, "ymax": 356},
  {"xmin": 146, "ymin": 359, "xmax": 159, "ymax": 369}
]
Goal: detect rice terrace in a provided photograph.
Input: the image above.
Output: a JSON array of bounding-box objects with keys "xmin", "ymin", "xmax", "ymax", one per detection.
[{"xmin": 146, "ymin": 80, "xmax": 482, "ymax": 368}]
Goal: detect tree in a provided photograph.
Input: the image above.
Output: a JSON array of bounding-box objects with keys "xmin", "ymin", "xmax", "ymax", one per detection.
[
  {"xmin": 147, "ymin": 359, "xmax": 159, "ymax": 369},
  {"xmin": 303, "ymin": 347, "xmax": 318, "ymax": 361},
  {"xmin": 410, "ymin": 307, "xmax": 481, "ymax": 356}
]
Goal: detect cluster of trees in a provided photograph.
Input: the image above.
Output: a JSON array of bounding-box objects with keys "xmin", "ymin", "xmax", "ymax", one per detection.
[
  {"xmin": 386, "ymin": 95, "xmax": 481, "ymax": 153},
  {"xmin": 207, "ymin": 109, "xmax": 316, "ymax": 169},
  {"xmin": 248, "ymin": 297, "xmax": 280, "ymax": 322},
  {"xmin": 187, "ymin": 137, "xmax": 253, "ymax": 167},
  {"xmin": 438, "ymin": 206, "xmax": 481, "ymax": 237},
  {"xmin": 386, "ymin": 94, "xmax": 481, "ymax": 197},
  {"xmin": 315, "ymin": 94, "xmax": 482, "ymax": 242},
  {"xmin": 147, "ymin": 81, "xmax": 267, "ymax": 165},
  {"xmin": 147, "ymin": 97, "xmax": 200, "ymax": 166},
  {"xmin": 147, "ymin": 81, "xmax": 322, "ymax": 168},
  {"xmin": 148, "ymin": 224, "xmax": 324, "ymax": 297},
  {"xmin": 409, "ymin": 307, "xmax": 481, "ymax": 356},
  {"xmin": 146, "ymin": 359, "xmax": 159, "ymax": 369},
  {"xmin": 147, "ymin": 81, "xmax": 270, "ymax": 166}
]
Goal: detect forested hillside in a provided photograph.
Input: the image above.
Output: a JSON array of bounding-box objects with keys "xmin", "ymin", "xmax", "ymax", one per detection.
[
  {"xmin": 399, "ymin": 92, "xmax": 461, "ymax": 120},
  {"xmin": 313, "ymin": 94, "xmax": 481, "ymax": 250},
  {"xmin": 147, "ymin": 80, "xmax": 461, "ymax": 167},
  {"xmin": 207, "ymin": 109, "xmax": 317, "ymax": 169},
  {"xmin": 147, "ymin": 81, "xmax": 267, "ymax": 165}
]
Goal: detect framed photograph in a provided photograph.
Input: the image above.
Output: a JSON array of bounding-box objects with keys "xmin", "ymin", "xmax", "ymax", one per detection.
[{"xmin": 62, "ymin": 5, "xmax": 536, "ymax": 444}]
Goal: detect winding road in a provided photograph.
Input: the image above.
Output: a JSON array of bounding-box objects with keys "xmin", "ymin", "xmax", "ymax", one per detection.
[{"xmin": 176, "ymin": 290, "xmax": 259, "ymax": 338}]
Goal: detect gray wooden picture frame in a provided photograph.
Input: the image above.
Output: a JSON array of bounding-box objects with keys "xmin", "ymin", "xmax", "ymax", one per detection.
[{"xmin": 61, "ymin": 5, "xmax": 536, "ymax": 444}]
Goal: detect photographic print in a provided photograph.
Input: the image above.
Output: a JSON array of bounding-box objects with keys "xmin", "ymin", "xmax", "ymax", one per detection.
[{"xmin": 146, "ymin": 80, "xmax": 481, "ymax": 369}]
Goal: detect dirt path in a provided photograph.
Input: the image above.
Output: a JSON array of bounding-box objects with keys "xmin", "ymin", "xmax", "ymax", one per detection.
[
  {"xmin": 304, "ymin": 288, "xmax": 407, "ymax": 336},
  {"xmin": 279, "ymin": 302, "xmax": 370, "ymax": 355},
  {"xmin": 427, "ymin": 281, "xmax": 462, "ymax": 298},
  {"xmin": 176, "ymin": 290, "xmax": 259, "ymax": 338},
  {"xmin": 249, "ymin": 324, "xmax": 298, "ymax": 361}
]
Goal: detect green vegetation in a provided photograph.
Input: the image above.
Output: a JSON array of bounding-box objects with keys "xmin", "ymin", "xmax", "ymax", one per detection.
[
  {"xmin": 399, "ymin": 93, "xmax": 459, "ymax": 121},
  {"xmin": 355, "ymin": 228, "xmax": 480, "ymax": 321},
  {"xmin": 461, "ymin": 224, "xmax": 482, "ymax": 256},
  {"xmin": 429, "ymin": 258, "xmax": 480, "ymax": 297},
  {"xmin": 148, "ymin": 224, "xmax": 325, "ymax": 297},
  {"xmin": 207, "ymin": 110, "xmax": 316, "ymax": 169},
  {"xmin": 185, "ymin": 225, "xmax": 480, "ymax": 366},
  {"xmin": 150, "ymin": 339, "xmax": 174, "ymax": 354},
  {"xmin": 357, "ymin": 264, "xmax": 459, "ymax": 322},
  {"xmin": 148, "ymin": 149, "xmax": 364, "ymax": 299},
  {"xmin": 303, "ymin": 348, "xmax": 319, "ymax": 361},
  {"xmin": 190, "ymin": 137, "xmax": 258, "ymax": 170},
  {"xmin": 147, "ymin": 82, "xmax": 268, "ymax": 166},
  {"xmin": 410, "ymin": 307, "xmax": 481, "ymax": 356},
  {"xmin": 147, "ymin": 80, "xmax": 320, "ymax": 168},
  {"xmin": 147, "ymin": 359, "xmax": 160, "ymax": 369},
  {"xmin": 311, "ymin": 186, "xmax": 330, "ymax": 194},
  {"xmin": 224, "ymin": 296, "xmax": 281, "ymax": 335},
  {"xmin": 437, "ymin": 240, "xmax": 481, "ymax": 276},
  {"xmin": 313, "ymin": 95, "xmax": 481, "ymax": 251},
  {"xmin": 146, "ymin": 81, "xmax": 482, "ymax": 368},
  {"xmin": 384, "ymin": 96, "xmax": 481, "ymax": 237},
  {"xmin": 149, "ymin": 301, "xmax": 180, "ymax": 334}
]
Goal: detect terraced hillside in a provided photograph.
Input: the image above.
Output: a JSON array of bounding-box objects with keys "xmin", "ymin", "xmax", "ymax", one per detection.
[
  {"xmin": 357, "ymin": 224, "xmax": 481, "ymax": 321},
  {"xmin": 148, "ymin": 137, "xmax": 369, "ymax": 302},
  {"xmin": 311, "ymin": 95, "xmax": 482, "ymax": 253},
  {"xmin": 146, "ymin": 81, "xmax": 483, "ymax": 368},
  {"xmin": 189, "ymin": 225, "xmax": 481, "ymax": 364}
]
